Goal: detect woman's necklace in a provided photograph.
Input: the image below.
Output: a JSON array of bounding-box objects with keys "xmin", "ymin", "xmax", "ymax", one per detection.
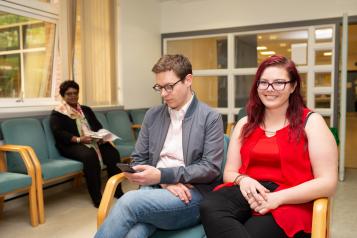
[{"xmin": 263, "ymin": 118, "xmax": 287, "ymax": 136}]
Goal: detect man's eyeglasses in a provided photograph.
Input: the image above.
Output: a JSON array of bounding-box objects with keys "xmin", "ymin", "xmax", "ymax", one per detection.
[
  {"xmin": 152, "ymin": 78, "xmax": 184, "ymax": 93},
  {"xmin": 257, "ymin": 80, "xmax": 292, "ymax": 91}
]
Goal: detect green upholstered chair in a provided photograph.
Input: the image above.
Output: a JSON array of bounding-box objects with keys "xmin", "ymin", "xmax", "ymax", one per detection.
[
  {"xmin": 128, "ymin": 109, "xmax": 148, "ymax": 138},
  {"xmin": 106, "ymin": 110, "xmax": 136, "ymax": 160},
  {"xmin": 94, "ymin": 112, "xmax": 110, "ymax": 130},
  {"xmin": 97, "ymin": 134, "xmax": 230, "ymax": 238},
  {"xmin": 1, "ymin": 118, "xmax": 83, "ymax": 224},
  {"xmin": 0, "ymin": 145, "xmax": 39, "ymax": 226}
]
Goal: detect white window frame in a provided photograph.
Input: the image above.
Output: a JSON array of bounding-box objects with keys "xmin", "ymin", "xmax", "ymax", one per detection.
[{"xmin": 0, "ymin": 0, "xmax": 59, "ymax": 110}]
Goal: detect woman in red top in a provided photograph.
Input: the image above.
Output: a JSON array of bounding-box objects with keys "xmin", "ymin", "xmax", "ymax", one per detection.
[{"xmin": 200, "ymin": 55, "xmax": 338, "ymax": 238}]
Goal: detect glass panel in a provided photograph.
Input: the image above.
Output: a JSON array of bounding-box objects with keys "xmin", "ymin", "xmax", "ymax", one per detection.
[
  {"xmin": 24, "ymin": 52, "xmax": 53, "ymax": 97},
  {"xmin": 235, "ymin": 35, "xmax": 258, "ymax": 68},
  {"xmin": 257, "ymin": 30, "xmax": 308, "ymax": 66},
  {"xmin": 315, "ymin": 94, "xmax": 331, "ymax": 108},
  {"xmin": 0, "ymin": 54, "xmax": 21, "ymax": 97},
  {"xmin": 235, "ymin": 30, "xmax": 309, "ymax": 68},
  {"xmin": 0, "ymin": 27, "xmax": 19, "ymax": 51},
  {"xmin": 192, "ymin": 76, "xmax": 227, "ymax": 107},
  {"xmin": 166, "ymin": 36, "xmax": 227, "ymax": 69},
  {"xmin": 23, "ymin": 22, "xmax": 49, "ymax": 49},
  {"xmin": 300, "ymin": 73, "xmax": 307, "ymax": 104},
  {"xmin": 234, "ymin": 75, "xmax": 254, "ymax": 107},
  {"xmin": 315, "ymin": 72, "xmax": 331, "ymax": 87},
  {"xmin": 0, "ymin": 11, "xmax": 56, "ymax": 99},
  {"xmin": 322, "ymin": 116, "xmax": 331, "ymax": 126},
  {"xmin": 315, "ymin": 50, "xmax": 332, "ymax": 65},
  {"xmin": 315, "ymin": 28, "xmax": 333, "ymax": 43}
]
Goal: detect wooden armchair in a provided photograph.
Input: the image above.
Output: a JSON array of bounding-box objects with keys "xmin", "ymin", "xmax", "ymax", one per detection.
[{"xmin": 0, "ymin": 145, "xmax": 39, "ymax": 226}]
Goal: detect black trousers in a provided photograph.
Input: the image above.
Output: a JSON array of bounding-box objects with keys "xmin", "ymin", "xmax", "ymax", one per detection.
[
  {"xmin": 200, "ymin": 182, "xmax": 310, "ymax": 238},
  {"xmin": 59, "ymin": 142, "xmax": 122, "ymax": 204}
]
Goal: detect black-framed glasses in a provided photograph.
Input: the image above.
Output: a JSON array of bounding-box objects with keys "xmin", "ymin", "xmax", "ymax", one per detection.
[
  {"xmin": 257, "ymin": 80, "xmax": 292, "ymax": 91},
  {"xmin": 152, "ymin": 78, "xmax": 184, "ymax": 93}
]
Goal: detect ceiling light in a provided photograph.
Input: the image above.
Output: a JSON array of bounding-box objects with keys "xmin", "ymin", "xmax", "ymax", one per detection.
[
  {"xmin": 269, "ymin": 35, "xmax": 277, "ymax": 40},
  {"xmin": 280, "ymin": 43, "xmax": 287, "ymax": 47},
  {"xmin": 258, "ymin": 35, "xmax": 262, "ymax": 40},
  {"xmin": 256, "ymin": 46, "xmax": 267, "ymax": 50},
  {"xmin": 323, "ymin": 52, "xmax": 332, "ymax": 56},
  {"xmin": 260, "ymin": 51, "xmax": 276, "ymax": 55}
]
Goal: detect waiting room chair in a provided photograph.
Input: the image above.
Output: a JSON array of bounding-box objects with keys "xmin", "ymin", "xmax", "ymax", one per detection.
[
  {"xmin": 0, "ymin": 145, "xmax": 38, "ymax": 226},
  {"xmin": 1, "ymin": 118, "xmax": 83, "ymax": 224},
  {"xmin": 129, "ymin": 108, "xmax": 148, "ymax": 138},
  {"xmin": 96, "ymin": 133, "xmax": 330, "ymax": 238},
  {"xmin": 106, "ymin": 110, "xmax": 136, "ymax": 161},
  {"xmin": 96, "ymin": 135, "xmax": 230, "ymax": 237}
]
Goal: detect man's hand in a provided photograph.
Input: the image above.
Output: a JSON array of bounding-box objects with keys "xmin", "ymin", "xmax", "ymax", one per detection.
[
  {"xmin": 161, "ymin": 183, "xmax": 192, "ymax": 204},
  {"xmin": 123, "ymin": 165, "xmax": 161, "ymax": 185}
]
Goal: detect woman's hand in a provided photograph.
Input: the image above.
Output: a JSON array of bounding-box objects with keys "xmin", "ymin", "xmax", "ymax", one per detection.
[
  {"xmin": 239, "ymin": 176, "xmax": 269, "ymax": 202},
  {"xmin": 247, "ymin": 192, "xmax": 282, "ymax": 215},
  {"xmin": 80, "ymin": 135, "xmax": 93, "ymax": 144}
]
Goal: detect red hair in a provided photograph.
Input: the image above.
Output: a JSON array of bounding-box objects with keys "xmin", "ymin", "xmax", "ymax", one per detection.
[{"xmin": 241, "ymin": 55, "xmax": 306, "ymax": 141}]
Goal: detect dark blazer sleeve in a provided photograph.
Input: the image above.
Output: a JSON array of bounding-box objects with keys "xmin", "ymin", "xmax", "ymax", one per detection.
[{"xmin": 50, "ymin": 110, "xmax": 77, "ymax": 145}]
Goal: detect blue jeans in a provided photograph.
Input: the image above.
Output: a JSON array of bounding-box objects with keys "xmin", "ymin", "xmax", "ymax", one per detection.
[{"xmin": 95, "ymin": 186, "xmax": 203, "ymax": 238}]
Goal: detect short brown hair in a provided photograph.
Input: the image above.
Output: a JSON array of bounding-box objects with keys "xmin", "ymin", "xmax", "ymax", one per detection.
[{"xmin": 152, "ymin": 54, "xmax": 192, "ymax": 80}]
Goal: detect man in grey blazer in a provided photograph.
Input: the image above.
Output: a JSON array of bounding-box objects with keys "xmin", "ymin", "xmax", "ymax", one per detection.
[{"xmin": 95, "ymin": 54, "xmax": 224, "ymax": 238}]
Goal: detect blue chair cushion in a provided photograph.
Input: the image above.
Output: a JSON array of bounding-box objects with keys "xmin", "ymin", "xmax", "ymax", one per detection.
[
  {"xmin": 107, "ymin": 110, "xmax": 136, "ymax": 144},
  {"xmin": 0, "ymin": 172, "xmax": 32, "ymax": 194},
  {"xmin": 42, "ymin": 117, "xmax": 62, "ymax": 159},
  {"xmin": 151, "ymin": 224, "xmax": 205, "ymax": 238},
  {"xmin": 41, "ymin": 158, "xmax": 83, "ymax": 180},
  {"xmin": 94, "ymin": 112, "xmax": 110, "ymax": 130},
  {"xmin": 1, "ymin": 118, "xmax": 50, "ymax": 173},
  {"xmin": 114, "ymin": 142, "xmax": 135, "ymax": 158}
]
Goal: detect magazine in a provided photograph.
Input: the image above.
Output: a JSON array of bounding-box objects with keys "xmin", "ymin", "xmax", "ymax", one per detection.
[{"xmin": 88, "ymin": 129, "xmax": 121, "ymax": 142}]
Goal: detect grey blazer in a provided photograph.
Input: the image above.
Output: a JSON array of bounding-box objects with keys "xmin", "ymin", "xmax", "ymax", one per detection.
[{"xmin": 131, "ymin": 96, "xmax": 224, "ymax": 195}]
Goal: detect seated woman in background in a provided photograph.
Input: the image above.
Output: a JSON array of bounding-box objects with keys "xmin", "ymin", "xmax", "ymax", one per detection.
[
  {"xmin": 50, "ymin": 80, "xmax": 123, "ymax": 208},
  {"xmin": 200, "ymin": 55, "xmax": 338, "ymax": 238}
]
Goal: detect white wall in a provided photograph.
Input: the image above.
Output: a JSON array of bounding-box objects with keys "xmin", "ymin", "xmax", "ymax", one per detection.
[
  {"xmin": 119, "ymin": 0, "xmax": 161, "ymax": 109},
  {"xmin": 160, "ymin": 0, "xmax": 357, "ymax": 33}
]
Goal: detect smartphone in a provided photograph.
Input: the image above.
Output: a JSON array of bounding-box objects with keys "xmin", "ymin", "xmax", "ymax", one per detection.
[{"xmin": 116, "ymin": 163, "xmax": 137, "ymax": 173}]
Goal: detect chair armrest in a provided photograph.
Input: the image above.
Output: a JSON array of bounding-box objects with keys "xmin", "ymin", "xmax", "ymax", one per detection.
[
  {"xmin": 131, "ymin": 124, "xmax": 141, "ymax": 129},
  {"xmin": 0, "ymin": 144, "xmax": 36, "ymax": 178},
  {"xmin": 312, "ymin": 197, "xmax": 329, "ymax": 238},
  {"xmin": 97, "ymin": 173, "xmax": 127, "ymax": 228},
  {"xmin": 226, "ymin": 122, "xmax": 235, "ymax": 136}
]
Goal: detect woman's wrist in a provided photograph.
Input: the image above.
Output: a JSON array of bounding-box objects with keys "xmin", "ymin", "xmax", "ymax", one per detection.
[{"xmin": 233, "ymin": 174, "xmax": 249, "ymax": 185}]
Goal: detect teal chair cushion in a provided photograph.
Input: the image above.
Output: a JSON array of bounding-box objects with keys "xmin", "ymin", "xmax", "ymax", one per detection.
[
  {"xmin": 42, "ymin": 117, "xmax": 63, "ymax": 159},
  {"xmin": 107, "ymin": 110, "xmax": 136, "ymax": 144},
  {"xmin": 0, "ymin": 172, "xmax": 32, "ymax": 194},
  {"xmin": 129, "ymin": 109, "xmax": 147, "ymax": 125},
  {"xmin": 41, "ymin": 158, "xmax": 83, "ymax": 180},
  {"xmin": 114, "ymin": 143, "xmax": 135, "ymax": 158},
  {"xmin": 94, "ymin": 112, "xmax": 110, "ymax": 130},
  {"xmin": 1, "ymin": 118, "xmax": 50, "ymax": 173},
  {"xmin": 152, "ymin": 224, "xmax": 205, "ymax": 238}
]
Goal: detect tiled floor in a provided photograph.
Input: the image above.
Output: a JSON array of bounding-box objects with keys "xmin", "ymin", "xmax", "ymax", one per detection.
[{"xmin": 0, "ymin": 169, "xmax": 356, "ymax": 238}]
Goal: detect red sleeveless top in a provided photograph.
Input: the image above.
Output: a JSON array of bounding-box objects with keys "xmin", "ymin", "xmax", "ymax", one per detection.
[{"xmin": 218, "ymin": 108, "xmax": 313, "ymax": 237}]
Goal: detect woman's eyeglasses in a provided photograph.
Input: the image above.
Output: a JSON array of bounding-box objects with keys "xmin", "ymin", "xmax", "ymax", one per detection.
[{"xmin": 257, "ymin": 80, "xmax": 292, "ymax": 91}]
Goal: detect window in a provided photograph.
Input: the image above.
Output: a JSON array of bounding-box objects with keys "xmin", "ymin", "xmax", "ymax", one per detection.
[
  {"xmin": 0, "ymin": 12, "xmax": 56, "ymax": 100},
  {"xmin": 165, "ymin": 25, "xmax": 336, "ymax": 126}
]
